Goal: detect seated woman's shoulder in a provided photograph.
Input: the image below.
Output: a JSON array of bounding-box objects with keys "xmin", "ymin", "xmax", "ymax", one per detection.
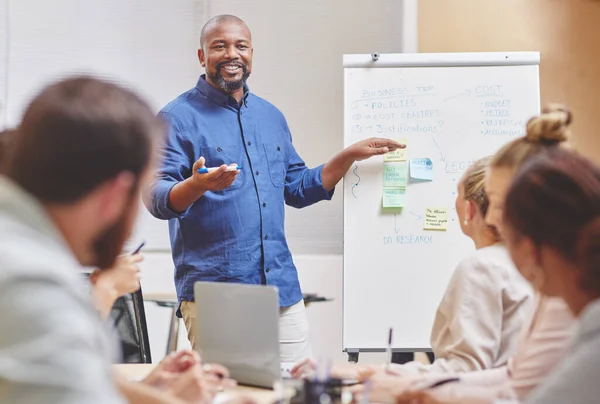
[{"xmin": 455, "ymin": 244, "xmax": 512, "ymax": 276}]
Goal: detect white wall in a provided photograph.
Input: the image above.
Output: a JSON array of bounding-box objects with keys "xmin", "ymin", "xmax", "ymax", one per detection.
[
  {"xmin": 4, "ymin": 0, "xmax": 200, "ymax": 123},
  {"xmin": 3, "ymin": 0, "xmax": 417, "ymax": 364}
]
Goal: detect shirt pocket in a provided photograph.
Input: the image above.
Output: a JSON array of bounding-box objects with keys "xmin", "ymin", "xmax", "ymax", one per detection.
[
  {"xmin": 199, "ymin": 143, "xmax": 245, "ymax": 191},
  {"xmin": 263, "ymin": 143, "xmax": 286, "ymax": 188}
]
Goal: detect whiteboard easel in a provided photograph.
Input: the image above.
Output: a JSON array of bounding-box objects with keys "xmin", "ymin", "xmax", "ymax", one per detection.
[{"xmin": 342, "ymin": 52, "xmax": 540, "ymax": 361}]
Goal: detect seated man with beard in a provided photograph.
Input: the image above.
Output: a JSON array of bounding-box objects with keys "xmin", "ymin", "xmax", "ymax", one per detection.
[{"xmin": 0, "ymin": 76, "xmax": 247, "ymax": 404}]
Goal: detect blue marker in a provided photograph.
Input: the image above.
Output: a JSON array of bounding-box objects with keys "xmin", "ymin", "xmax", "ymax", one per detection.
[{"xmin": 197, "ymin": 165, "xmax": 242, "ymax": 174}]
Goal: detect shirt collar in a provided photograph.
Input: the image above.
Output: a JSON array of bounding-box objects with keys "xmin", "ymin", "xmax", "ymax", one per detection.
[
  {"xmin": 195, "ymin": 74, "xmax": 250, "ymax": 109},
  {"xmin": 0, "ymin": 176, "xmax": 76, "ymax": 262}
]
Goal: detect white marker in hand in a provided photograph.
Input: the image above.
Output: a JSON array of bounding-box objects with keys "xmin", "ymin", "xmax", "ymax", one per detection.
[{"xmin": 197, "ymin": 164, "xmax": 242, "ymax": 174}]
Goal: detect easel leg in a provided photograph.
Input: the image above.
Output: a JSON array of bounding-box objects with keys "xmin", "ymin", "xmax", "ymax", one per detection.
[{"xmin": 392, "ymin": 352, "xmax": 414, "ymax": 364}]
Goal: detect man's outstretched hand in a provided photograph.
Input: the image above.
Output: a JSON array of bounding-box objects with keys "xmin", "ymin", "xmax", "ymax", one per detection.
[
  {"xmin": 321, "ymin": 137, "xmax": 406, "ymax": 191},
  {"xmin": 346, "ymin": 138, "xmax": 406, "ymax": 161}
]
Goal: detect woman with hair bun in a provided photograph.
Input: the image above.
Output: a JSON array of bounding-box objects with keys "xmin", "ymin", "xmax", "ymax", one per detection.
[
  {"xmin": 292, "ymin": 157, "xmax": 533, "ymax": 383},
  {"xmin": 357, "ymin": 105, "xmax": 578, "ymax": 404}
]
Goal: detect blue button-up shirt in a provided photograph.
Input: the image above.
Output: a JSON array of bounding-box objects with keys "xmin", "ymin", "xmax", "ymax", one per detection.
[{"xmin": 146, "ymin": 75, "xmax": 334, "ymax": 311}]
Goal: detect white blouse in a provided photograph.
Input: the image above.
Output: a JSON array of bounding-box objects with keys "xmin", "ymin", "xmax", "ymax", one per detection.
[{"xmin": 393, "ymin": 243, "xmax": 534, "ymax": 374}]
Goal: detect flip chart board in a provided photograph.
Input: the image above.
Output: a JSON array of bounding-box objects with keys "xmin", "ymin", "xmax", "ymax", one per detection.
[{"xmin": 343, "ymin": 52, "xmax": 540, "ymax": 352}]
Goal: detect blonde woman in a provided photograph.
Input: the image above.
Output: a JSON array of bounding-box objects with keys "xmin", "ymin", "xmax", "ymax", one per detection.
[
  {"xmin": 393, "ymin": 157, "xmax": 532, "ymax": 375},
  {"xmin": 292, "ymin": 158, "xmax": 533, "ymax": 378}
]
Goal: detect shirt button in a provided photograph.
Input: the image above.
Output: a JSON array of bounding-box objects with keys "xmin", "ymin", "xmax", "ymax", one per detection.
[
  {"xmin": 264, "ymin": 235, "xmax": 269, "ymax": 240},
  {"xmin": 217, "ymin": 147, "xmax": 222, "ymax": 152},
  {"xmin": 263, "ymin": 202, "xmax": 267, "ymax": 208},
  {"xmin": 277, "ymin": 146, "xmax": 281, "ymax": 151},
  {"xmin": 256, "ymin": 171, "xmax": 260, "ymax": 176},
  {"xmin": 265, "ymin": 268, "xmax": 270, "ymax": 273},
  {"xmin": 247, "ymin": 141, "xmax": 252, "ymax": 146}
]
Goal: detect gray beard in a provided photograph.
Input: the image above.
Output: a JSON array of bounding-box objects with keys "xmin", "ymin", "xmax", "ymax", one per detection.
[{"xmin": 208, "ymin": 67, "xmax": 251, "ymax": 94}]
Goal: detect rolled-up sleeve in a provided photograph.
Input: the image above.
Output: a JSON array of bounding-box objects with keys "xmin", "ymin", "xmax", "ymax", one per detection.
[
  {"xmin": 283, "ymin": 124, "xmax": 334, "ymax": 209},
  {"xmin": 145, "ymin": 112, "xmax": 194, "ymax": 220}
]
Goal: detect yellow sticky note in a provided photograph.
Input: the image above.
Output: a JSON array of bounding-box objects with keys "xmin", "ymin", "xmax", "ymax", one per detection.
[
  {"xmin": 383, "ymin": 162, "xmax": 408, "ymax": 188},
  {"xmin": 383, "ymin": 189, "xmax": 406, "ymax": 208},
  {"xmin": 424, "ymin": 208, "xmax": 448, "ymax": 231},
  {"xmin": 383, "ymin": 138, "xmax": 407, "ymax": 162}
]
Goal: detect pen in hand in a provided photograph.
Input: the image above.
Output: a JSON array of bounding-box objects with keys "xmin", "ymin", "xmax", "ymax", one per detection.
[
  {"xmin": 131, "ymin": 240, "xmax": 145, "ymax": 255},
  {"xmin": 385, "ymin": 327, "xmax": 393, "ymax": 372},
  {"xmin": 197, "ymin": 164, "xmax": 242, "ymax": 174}
]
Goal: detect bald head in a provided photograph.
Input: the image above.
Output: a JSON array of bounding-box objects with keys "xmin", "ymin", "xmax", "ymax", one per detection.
[
  {"xmin": 200, "ymin": 15, "xmax": 251, "ymax": 49},
  {"xmin": 197, "ymin": 14, "xmax": 253, "ymax": 97}
]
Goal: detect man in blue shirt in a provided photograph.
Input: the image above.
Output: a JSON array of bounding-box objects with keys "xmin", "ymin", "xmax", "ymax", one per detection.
[{"xmin": 146, "ymin": 14, "xmax": 404, "ymax": 362}]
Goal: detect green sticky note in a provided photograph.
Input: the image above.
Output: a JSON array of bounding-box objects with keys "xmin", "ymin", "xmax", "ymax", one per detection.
[
  {"xmin": 383, "ymin": 189, "xmax": 406, "ymax": 208},
  {"xmin": 383, "ymin": 162, "xmax": 408, "ymax": 188}
]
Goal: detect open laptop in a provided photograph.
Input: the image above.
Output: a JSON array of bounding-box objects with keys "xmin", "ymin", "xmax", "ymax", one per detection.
[{"xmin": 194, "ymin": 281, "xmax": 295, "ymax": 388}]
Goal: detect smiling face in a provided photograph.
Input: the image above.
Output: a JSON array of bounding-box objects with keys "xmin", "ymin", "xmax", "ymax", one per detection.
[{"xmin": 198, "ymin": 18, "xmax": 253, "ymax": 97}]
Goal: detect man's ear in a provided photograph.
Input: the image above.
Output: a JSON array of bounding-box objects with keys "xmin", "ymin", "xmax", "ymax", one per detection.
[
  {"xmin": 198, "ymin": 48, "xmax": 205, "ymax": 67},
  {"xmin": 97, "ymin": 172, "xmax": 135, "ymax": 223}
]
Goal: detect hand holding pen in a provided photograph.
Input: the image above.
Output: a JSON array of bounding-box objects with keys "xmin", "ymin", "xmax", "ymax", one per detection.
[{"xmin": 191, "ymin": 156, "xmax": 240, "ymax": 192}]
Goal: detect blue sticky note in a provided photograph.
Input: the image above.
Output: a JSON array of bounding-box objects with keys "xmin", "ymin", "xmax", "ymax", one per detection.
[{"xmin": 410, "ymin": 158, "xmax": 434, "ymax": 181}]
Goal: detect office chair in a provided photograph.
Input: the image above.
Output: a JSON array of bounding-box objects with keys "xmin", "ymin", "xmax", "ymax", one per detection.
[{"xmin": 109, "ymin": 286, "xmax": 152, "ymax": 363}]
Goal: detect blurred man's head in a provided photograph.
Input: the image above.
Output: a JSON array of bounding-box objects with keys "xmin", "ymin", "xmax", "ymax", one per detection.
[
  {"xmin": 5, "ymin": 76, "xmax": 165, "ymax": 268},
  {"xmin": 0, "ymin": 129, "xmax": 16, "ymax": 172}
]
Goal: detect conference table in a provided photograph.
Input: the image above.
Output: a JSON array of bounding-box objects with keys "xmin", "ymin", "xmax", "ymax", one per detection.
[{"xmin": 115, "ymin": 363, "xmax": 370, "ymax": 404}]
